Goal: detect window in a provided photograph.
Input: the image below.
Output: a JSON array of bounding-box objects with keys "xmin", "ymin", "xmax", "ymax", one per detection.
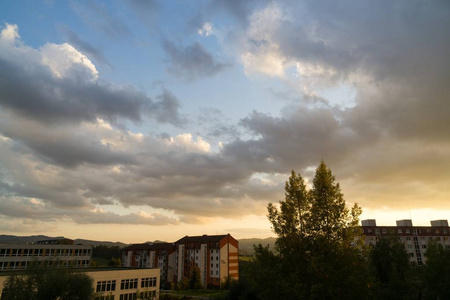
[
  {"xmin": 382, "ymin": 229, "xmax": 387, "ymax": 234},
  {"xmin": 216, "ymin": 271, "xmax": 218, "ymax": 275},
  {"xmin": 120, "ymin": 279, "xmax": 138, "ymax": 290},
  {"xmin": 406, "ymin": 237, "xmax": 411, "ymax": 241},
  {"xmin": 96, "ymin": 280, "xmax": 117, "ymax": 293},
  {"xmin": 119, "ymin": 293, "xmax": 136, "ymax": 300},
  {"xmin": 11, "ymin": 249, "xmax": 21, "ymax": 257},
  {"xmin": 211, "ymin": 263, "xmax": 213, "ymax": 267},
  {"xmin": 409, "ymin": 253, "xmax": 414, "ymax": 257},
  {"xmin": 141, "ymin": 277, "xmax": 157, "ymax": 288},
  {"xmin": 406, "ymin": 229, "xmax": 410, "ymax": 234},
  {"xmin": 422, "ymin": 245, "xmax": 427, "ymax": 249},
  {"xmin": 95, "ymin": 296, "xmax": 114, "ymax": 300},
  {"xmin": 216, "ymin": 264, "xmax": 219, "ymax": 268},
  {"xmin": 398, "ymin": 229, "xmax": 402, "ymax": 234},
  {"xmin": 0, "ymin": 249, "xmax": 7, "ymax": 257}
]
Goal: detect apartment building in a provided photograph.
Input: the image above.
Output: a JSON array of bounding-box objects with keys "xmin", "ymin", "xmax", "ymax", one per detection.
[
  {"xmin": 361, "ymin": 219, "xmax": 450, "ymax": 266},
  {"xmin": 0, "ymin": 267, "xmax": 160, "ymax": 300},
  {"xmin": 122, "ymin": 243, "xmax": 175, "ymax": 286},
  {"xmin": 174, "ymin": 234, "xmax": 238, "ymax": 288},
  {"xmin": 123, "ymin": 234, "xmax": 239, "ymax": 288},
  {"xmin": 0, "ymin": 241, "xmax": 92, "ymax": 271}
]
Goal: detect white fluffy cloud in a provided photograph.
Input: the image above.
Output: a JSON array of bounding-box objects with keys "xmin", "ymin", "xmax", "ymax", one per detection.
[{"xmin": 41, "ymin": 43, "xmax": 98, "ymax": 81}]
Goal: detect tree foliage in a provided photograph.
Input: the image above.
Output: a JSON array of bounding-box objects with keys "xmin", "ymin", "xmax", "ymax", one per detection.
[
  {"xmin": 256, "ymin": 161, "xmax": 369, "ymax": 299},
  {"xmin": 370, "ymin": 237, "xmax": 417, "ymax": 299},
  {"xmin": 422, "ymin": 240, "xmax": 450, "ymax": 299},
  {"xmin": 1, "ymin": 264, "xmax": 94, "ymax": 300}
]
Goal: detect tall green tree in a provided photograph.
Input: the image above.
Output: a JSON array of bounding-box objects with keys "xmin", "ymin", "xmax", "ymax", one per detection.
[{"xmin": 260, "ymin": 161, "xmax": 370, "ymax": 299}]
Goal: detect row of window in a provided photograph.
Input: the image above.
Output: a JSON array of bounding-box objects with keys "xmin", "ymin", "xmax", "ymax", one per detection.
[
  {"xmin": 120, "ymin": 293, "xmax": 136, "ymax": 300},
  {"xmin": 141, "ymin": 277, "xmax": 157, "ymax": 288},
  {"xmin": 94, "ymin": 296, "xmax": 114, "ymax": 300},
  {"xmin": 121, "ymin": 279, "xmax": 138, "ymax": 290},
  {"xmin": 95, "ymin": 293, "xmax": 155, "ymax": 300},
  {"xmin": 0, "ymin": 248, "xmax": 90, "ymax": 257},
  {"xmin": 97, "ymin": 277, "xmax": 156, "ymax": 293},
  {"xmin": 366, "ymin": 228, "xmax": 449, "ymax": 235},
  {"xmin": 0, "ymin": 260, "xmax": 89, "ymax": 271},
  {"xmin": 96, "ymin": 280, "xmax": 117, "ymax": 292}
]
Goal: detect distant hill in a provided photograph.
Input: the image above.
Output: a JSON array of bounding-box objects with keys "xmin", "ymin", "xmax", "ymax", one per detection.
[
  {"xmin": 0, "ymin": 235, "xmax": 127, "ymax": 248},
  {"xmin": 238, "ymin": 237, "xmax": 276, "ymax": 255},
  {"xmin": 0, "ymin": 234, "xmax": 275, "ymax": 255}
]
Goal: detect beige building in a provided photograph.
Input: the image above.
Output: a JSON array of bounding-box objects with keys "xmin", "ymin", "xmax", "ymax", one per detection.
[
  {"xmin": 174, "ymin": 234, "xmax": 239, "ymax": 288},
  {"xmin": 0, "ymin": 242, "xmax": 92, "ymax": 271},
  {"xmin": 0, "ymin": 268, "xmax": 160, "ymax": 300},
  {"xmin": 362, "ymin": 219, "xmax": 450, "ymax": 266},
  {"xmin": 87, "ymin": 268, "xmax": 159, "ymax": 300}
]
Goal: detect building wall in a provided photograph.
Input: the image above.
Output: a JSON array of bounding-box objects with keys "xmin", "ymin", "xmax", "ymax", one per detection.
[
  {"xmin": 0, "ymin": 244, "xmax": 92, "ymax": 272},
  {"xmin": 362, "ymin": 219, "xmax": 450, "ymax": 266},
  {"xmin": 87, "ymin": 268, "xmax": 160, "ymax": 300}
]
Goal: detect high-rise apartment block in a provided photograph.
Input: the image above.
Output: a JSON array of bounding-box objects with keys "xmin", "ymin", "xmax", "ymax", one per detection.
[
  {"xmin": 361, "ymin": 219, "xmax": 450, "ymax": 266},
  {"xmin": 122, "ymin": 234, "xmax": 239, "ymax": 288}
]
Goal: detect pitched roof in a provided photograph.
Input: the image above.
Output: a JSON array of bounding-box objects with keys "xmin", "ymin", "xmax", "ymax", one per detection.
[
  {"xmin": 123, "ymin": 242, "xmax": 174, "ymax": 251},
  {"xmin": 175, "ymin": 234, "xmax": 229, "ymax": 244}
]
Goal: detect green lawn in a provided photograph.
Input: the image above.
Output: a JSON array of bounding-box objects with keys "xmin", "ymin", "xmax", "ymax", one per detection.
[{"xmin": 239, "ymin": 256, "xmax": 254, "ymax": 262}]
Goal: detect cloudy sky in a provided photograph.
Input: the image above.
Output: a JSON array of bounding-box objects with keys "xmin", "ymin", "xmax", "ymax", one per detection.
[{"xmin": 0, "ymin": 0, "xmax": 449, "ymax": 243}]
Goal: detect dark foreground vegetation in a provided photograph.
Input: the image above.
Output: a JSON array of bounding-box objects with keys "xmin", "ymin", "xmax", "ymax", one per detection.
[
  {"xmin": 2, "ymin": 264, "xmax": 94, "ymax": 300},
  {"xmin": 225, "ymin": 162, "xmax": 450, "ymax": 300}
]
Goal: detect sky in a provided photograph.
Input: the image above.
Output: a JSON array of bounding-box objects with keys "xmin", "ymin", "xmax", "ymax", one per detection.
[{"xmin": 0, "ymin": 0, "xmax": 449, "ymax": 243}]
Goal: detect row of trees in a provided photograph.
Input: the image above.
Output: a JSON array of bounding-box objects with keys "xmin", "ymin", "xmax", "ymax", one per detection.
[
  {"xmin": 227, "ymin": 161, "xmax": 450, "ymax": 300},
  {"xmin": 2, "ymin": 265, "xmax": 94, "ymax": 300}
]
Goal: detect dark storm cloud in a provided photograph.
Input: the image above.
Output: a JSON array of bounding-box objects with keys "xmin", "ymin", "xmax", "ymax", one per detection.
[
  {"xmin": 265, "ymin": 0, "xmax": 450, "ymax": 140},
  {"xmin": 0, "ymin": 197, "xmax": 178, "ymax": 225},
  {"xmin": 0, "ymin": 117, "xmax": 136, "ymax": 168},
  {"xmin": 162, "ymin": 39, "xmax": 231, "ymax": 81},
  {"xmin": 0, "ymin": 58, "xmax": 184, "ymax": 126}
]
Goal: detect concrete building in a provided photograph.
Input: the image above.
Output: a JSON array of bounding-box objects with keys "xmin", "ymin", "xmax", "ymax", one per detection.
[
  {"xmin": 0, "ymin": 242, "xmax": 92, "ymax": 271},
  {"xmin": 174, "ymin": 234, "xmax": 239, "ymax": 288},
  {"xmin": 122, "ymin": 243, "xmax": 175, "ymax": 287},
  {"xmin": 361, "ymin": 219, "xmax": 450, "ymax": 266},
  {"xmin": 0, "ymin": 267, "xmax": 160, "ymax": 300},
  {"xmin": 123, "ymin": 234, "xmax": 239, "ymax": 288}
]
